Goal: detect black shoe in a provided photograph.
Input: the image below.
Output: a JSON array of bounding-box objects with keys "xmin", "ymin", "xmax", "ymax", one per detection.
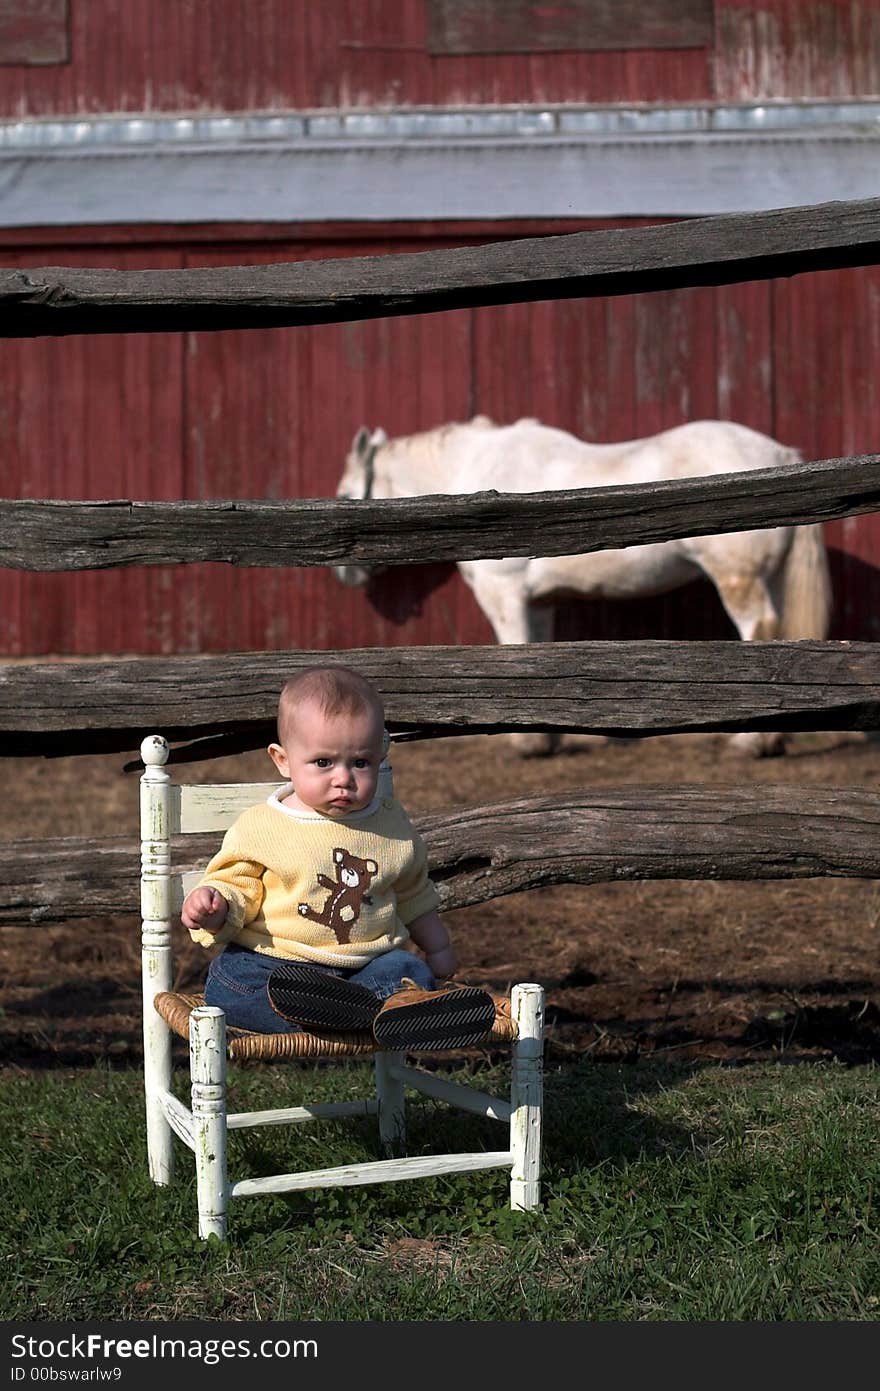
[{"xmin": 267, "ymin": 964, "xmax": 380, "ymax": 1032}]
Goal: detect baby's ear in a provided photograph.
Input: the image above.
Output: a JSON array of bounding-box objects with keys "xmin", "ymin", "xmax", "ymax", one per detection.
[{"xmin": 267, "ymin": 742, "xmax": 289, "ymax": 778}]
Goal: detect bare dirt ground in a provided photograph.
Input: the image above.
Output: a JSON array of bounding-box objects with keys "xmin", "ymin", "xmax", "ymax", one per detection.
[{"xmin": 2, "ymin": 728, "xmax": 880, "ymax": 1071}]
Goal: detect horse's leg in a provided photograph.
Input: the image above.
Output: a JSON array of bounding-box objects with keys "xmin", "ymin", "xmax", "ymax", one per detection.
[
  {"xmin": 710, "ymin": 570, "xmax": 781, "ymax": 642},
  {"xmin": 515, "ymin": 601, "xmax": 562, "ymax": 755},
  {"xmin": 462, "ymin": 562, "xmax": 559, "ymax": 756},
  {"xmin": 694, "ymin": 555, "xmax": 786, "ymax": 757}
]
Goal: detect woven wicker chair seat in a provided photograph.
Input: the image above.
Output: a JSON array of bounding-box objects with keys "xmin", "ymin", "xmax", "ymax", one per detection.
[{"xmin": 154, "ymin": 990, "xmax": 519, "ymax": 1062}]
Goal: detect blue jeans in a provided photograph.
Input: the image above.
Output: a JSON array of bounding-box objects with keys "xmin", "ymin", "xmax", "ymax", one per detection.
[{"xmin": 204, "ymin": 942, "xmax": 435, "ymax": 1033}]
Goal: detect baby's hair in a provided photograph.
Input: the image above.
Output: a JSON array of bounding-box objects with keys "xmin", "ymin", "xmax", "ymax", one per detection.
[{"xmin": 277, "ymin": 665, "xmax": 384, "ymax": 744}]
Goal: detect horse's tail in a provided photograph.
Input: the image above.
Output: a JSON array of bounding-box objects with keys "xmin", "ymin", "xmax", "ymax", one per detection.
[{"xmin": 779, "ymin": 521, "xmax": 832, "ymax": 639}]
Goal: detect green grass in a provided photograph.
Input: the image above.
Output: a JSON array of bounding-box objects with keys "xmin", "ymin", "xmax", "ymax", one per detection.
[{"xmin": 2, "ymin": 1057, "xmax": 879, "ymax": 1321}]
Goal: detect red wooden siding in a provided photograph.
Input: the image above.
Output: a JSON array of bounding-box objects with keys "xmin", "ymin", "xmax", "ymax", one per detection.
[
  {"xmin": 1, "ymin": 1, "xmax": 879, "ymax": 119},
  {"xmin": 715, "ymin": 0, "xmax": 880, "ymax": 100},
  {"xmin": 0, "ymin": 243, "xmax": 185, "ymax": 658},
  {"xmin": 2, "ymin": 232, "xmax": 880, "ymax": 656},
  {"xmin": 2, "ymin": 1, "xmax": 880, "ymax": 655}
]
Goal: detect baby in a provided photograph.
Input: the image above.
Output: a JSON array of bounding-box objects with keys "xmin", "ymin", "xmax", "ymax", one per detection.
[{"xmin": 182, "ymin": 663, "xmax": 495, "ymax": 1050}]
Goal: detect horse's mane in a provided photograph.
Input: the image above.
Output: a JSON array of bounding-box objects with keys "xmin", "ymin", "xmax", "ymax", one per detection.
[{"xmin": 391, "ymin": 415, "xmax": 496, "ymax": 452}]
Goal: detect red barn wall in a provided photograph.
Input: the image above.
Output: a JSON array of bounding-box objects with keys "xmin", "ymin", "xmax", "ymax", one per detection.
[
  {"xmin": 1, "ymin": 1, "xmax": 879, "ymax": 655},
  {"xmin": 1, "ymin": 1, "xmax": 879, "ymax": 115}
]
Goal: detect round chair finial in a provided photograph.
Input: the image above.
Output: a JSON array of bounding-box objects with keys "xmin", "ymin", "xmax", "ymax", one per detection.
[{"xmin": 140, "ymin": 734, "xmax": 170, "ymax": 767}]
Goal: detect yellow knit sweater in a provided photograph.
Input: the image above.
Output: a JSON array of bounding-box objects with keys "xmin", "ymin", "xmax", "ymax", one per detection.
[{"xmin": 188, "ymin": 785, "xmax": 440, "ymax": 968}]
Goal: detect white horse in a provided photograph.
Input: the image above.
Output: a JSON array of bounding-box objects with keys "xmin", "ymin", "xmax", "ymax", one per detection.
[{"xmin": 334, "ymin": 415, "xmax": 832, "ymax": 756}]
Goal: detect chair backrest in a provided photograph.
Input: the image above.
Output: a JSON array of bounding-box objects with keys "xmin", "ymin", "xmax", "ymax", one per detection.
[
  {"xmin": 173, "ymin": 783, "xmax": 281, "ymax": 903},
  {"xmin": 139, "ymin": 734, "xmax": 395, "ymax": 913}
]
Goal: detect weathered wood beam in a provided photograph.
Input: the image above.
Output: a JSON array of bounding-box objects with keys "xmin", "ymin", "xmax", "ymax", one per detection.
[
  {"xmin": 1, "ymin": 198, "xmax": 879, "ymax": 338},
  {"xmin": 2, "ymin": 640, "xmax": 879, "ymax": 759},
  {"xmin": 4, "ymin": 784, "xmax": 879, "ymax": 925},
  {"xmin": 1, "ymin": 453, "xmax": 879, "ymax": 571}
]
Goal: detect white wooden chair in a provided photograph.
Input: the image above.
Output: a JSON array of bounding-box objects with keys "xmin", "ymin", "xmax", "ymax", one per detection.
[{"xmin": 139, "ymin": 734, "xmax": 545, "ymax": 1239}]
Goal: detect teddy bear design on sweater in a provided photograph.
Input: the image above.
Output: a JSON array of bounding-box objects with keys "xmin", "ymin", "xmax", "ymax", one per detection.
[{"xmin": 297, "ymin": 848, "xmax": 379, "ymax": 944}]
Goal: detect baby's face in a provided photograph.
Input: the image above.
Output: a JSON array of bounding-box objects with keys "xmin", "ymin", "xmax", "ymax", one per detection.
[{"xmin": 269, "ymin": 702, "xmax": 384, "ymax": 817}]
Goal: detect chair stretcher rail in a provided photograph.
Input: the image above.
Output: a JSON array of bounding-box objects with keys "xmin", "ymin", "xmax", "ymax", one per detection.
[
  {"xmin": 226, "ymin": 1099, "xmax": 379, "ymax": 1128},
  {"xmin": 156, "ymin": 1089, "xmax": 195, "ymax": 1149},
  {"xmin": 388, "ymin": 1062, "xmax": 512, "ymax": 1122},
  {"xmin": 230, "ymin": 1150, "xmax": 514, "ymax": 1196}
]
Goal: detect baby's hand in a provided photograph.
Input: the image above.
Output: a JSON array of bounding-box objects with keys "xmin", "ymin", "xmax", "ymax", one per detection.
[
  {"xmin": 182, "ymin": 886, "xmax": 228, "ymax": 934},
  {"xmin": 426, "ymin": 943, "xmax": 457, "ymax": 982}
]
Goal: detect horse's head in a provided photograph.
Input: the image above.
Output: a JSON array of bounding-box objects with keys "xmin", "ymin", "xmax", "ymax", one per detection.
[{"xmin": 334, "ymin": 425, "xmax": 389, "ymax": 587}]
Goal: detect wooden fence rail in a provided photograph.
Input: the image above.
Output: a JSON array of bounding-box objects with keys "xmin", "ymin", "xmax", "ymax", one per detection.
[
  {"xmin": 2, "ymin": 453, "xmax": 879, "ymax": 571},
  {"xmin": 1, "ymin": 197, "xmax": 879, "ymax": 337},
  {"xmin": 3, "ymin": 640, "xmax": 880, "ymax": 759},
  {"xmin": 3, "ymin": 194, "xmax": 880, "ymax": 931},
  {"xmin": 5, "ymin": 785, "xmax": 880, "ymax": 926}
]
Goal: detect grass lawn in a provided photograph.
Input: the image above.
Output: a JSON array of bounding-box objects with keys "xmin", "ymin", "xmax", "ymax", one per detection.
[{"xmin": 2, "ymin": 1056, "xmax": 879, "ymax": 1322}]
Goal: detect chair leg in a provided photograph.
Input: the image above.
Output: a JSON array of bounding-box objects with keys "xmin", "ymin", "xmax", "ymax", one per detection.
[
  {"xmin": 374, "ymin": 1050, "xmax": 406, "ymax": 1153},
  {"xmin": 142, "ymin": 946, "xmax": 174, "ymax": 1185},
  {"xmin": 509, "ymin": 983, "xmax": 544, "ymax": 1211},
  {"xmin": 140, "ymin": 744, "xmax": 175, "ymax": 1185},
  {"xmin": 190, "ymin": 1007, "xmax": 229, "ymax": 1240}
]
